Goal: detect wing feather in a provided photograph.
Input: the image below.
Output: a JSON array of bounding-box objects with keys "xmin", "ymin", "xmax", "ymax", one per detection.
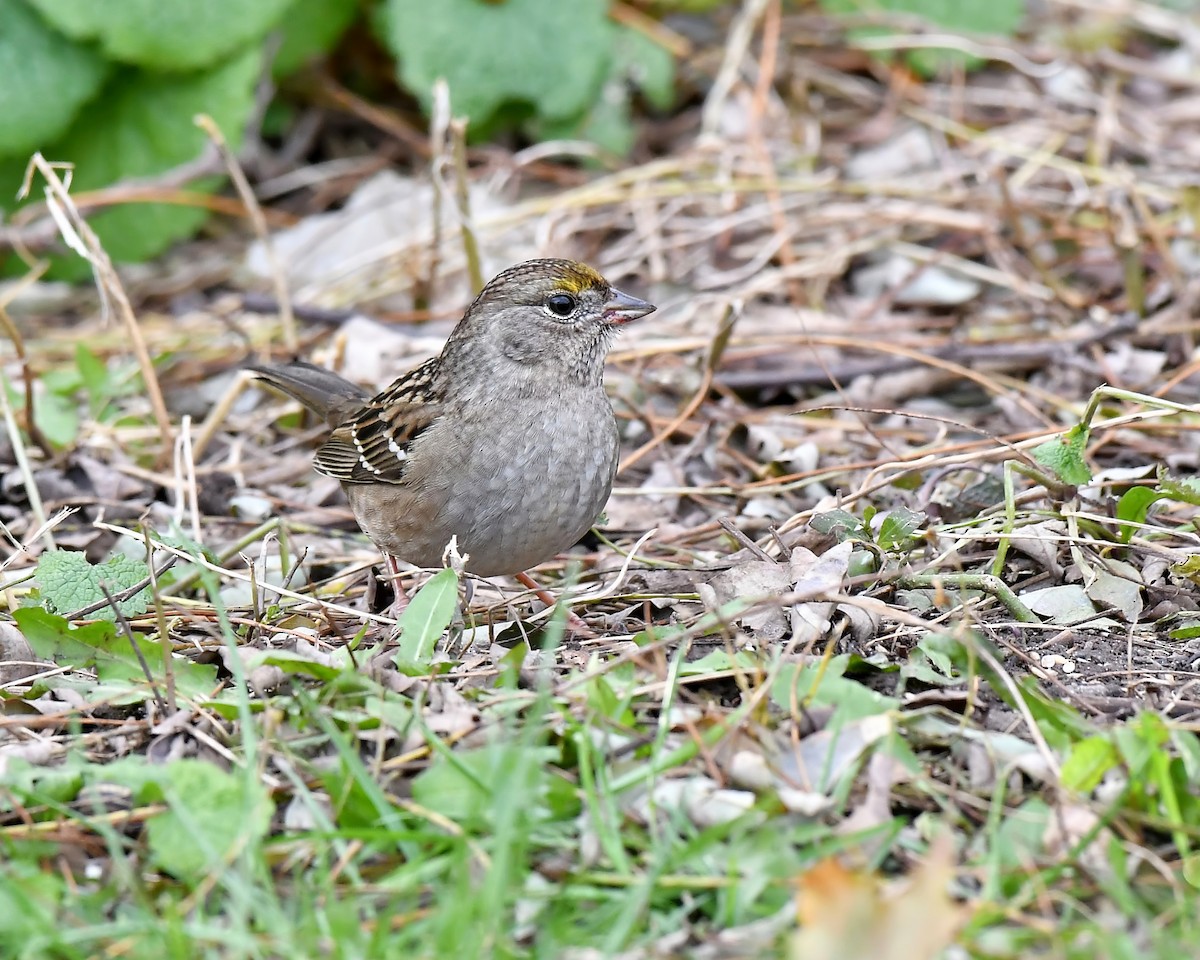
[{"xmin": 312, "ymin": 358, "xmax": 443, "ymax": 485}]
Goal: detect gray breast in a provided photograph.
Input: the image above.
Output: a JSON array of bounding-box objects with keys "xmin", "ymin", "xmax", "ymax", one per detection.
[{"xmin": 411, "ymin": 393, "xmax": 619, "ymax": 576}]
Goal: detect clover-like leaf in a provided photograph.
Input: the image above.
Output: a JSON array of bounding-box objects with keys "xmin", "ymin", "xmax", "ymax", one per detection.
[
  {"xmin": 23, "ymin": 0, "xmax": 294, "ymax": 71},
  {"xmin": 0, "ymin": 0, "xmax": 110, "ymax": 158}
]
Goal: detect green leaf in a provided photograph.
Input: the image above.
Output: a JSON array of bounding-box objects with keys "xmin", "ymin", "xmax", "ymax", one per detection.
[
  {"xmin": 45, "ymin": 48, "xmax": 261, "ymax": 264},
  {"xmin": 1158, "ymin": 475, "xmax": 1200, "ymax": 506},
  {"xmin": 1060, "ymin": 736, "xmax": 1117, "ymax": 793},
  {"xmin": 274, "ymin": 0, "xmax": 360, "ymax": 76},
  {"xmin": 876, "ymin": 507, "xmax": 925, "ymax": 550},
  {"xmin": 383, "ymin": 0, "xmax": 610, "ymax": 125},
  {"xmin": 34, "ymin": 550, "xmax": 151, "ymax": 619},
  {"xmin": 395, "ymin": 568, "xmax": 459, "ymax": 663},
  {"xmin": 1168, "ymin": 619, "xmax": 1200, "ymax": 641},
  {"xmin": 1031, "ymin": 422, "xmax": 1092, "ymax": 485},
  {"xmin": 31, "ymin": 387, "xmax": 79, "ymax": 448},
  {"xmin": 1115, "ymin": 485, "xmax": 1164, "ymax": 543},
  {"xmin": 820, "ymin": 0, "xmax": 1026, "ymax": 76},
  {"xmin": 808, "ymin": 509, "xmax": 863, "ymax": 542},
  {"xmin": 771, "ymin": 657, "xmax": 899, "ymax": 722},
  {"xmin": 13, "ymin": 607, "xmax": 219, "ymax": 703},
  {"xmin": 0, "ymin": 860, "xmax": 68, "ymax": 947},
  {"xmin": 104, "ymin": 758, "xmax": 273, "ymax": 881},
  {"xmin": 23, "ymin": 0, "xmax": 294, "ymax": 71},
  {"xmin": 411, "ymin": 743, "xmax": 556, "ymax": 825},
  {"xmin": 0, "ymin": 0, "xmax": 110, "ymax": 158},
  {"xmin": 538, "ymin": 23, "xmax": 675, "ymax": 155}
]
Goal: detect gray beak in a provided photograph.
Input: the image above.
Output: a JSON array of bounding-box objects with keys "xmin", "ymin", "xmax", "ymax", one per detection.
[{"xmin": 602, "ymin": 287, "xmax": 656, "ymax": 326}]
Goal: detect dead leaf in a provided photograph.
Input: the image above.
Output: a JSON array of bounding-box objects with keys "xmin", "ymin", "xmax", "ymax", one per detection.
[{"xmin": 792, "ymin": 836, "xmax": 965, "ymax": 960}]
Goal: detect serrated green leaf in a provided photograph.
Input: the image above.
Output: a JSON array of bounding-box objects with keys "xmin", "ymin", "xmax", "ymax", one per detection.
[
  {"xmin": 46, "ymin": 48, "xmax": 261, "ymax": 264},
  {"xmin": 1031, "ymin": 422, "xmax": 1092, "ymax": 485},
  {"xmin": 383, "ymin": 0, "xmax": 610, "ymax": 125},
  {"xmin": 395, "ymin": 568, "xmax": 459, "ymax": 663},
  {"xmin": 1158, "ymin": 475, "xmax": 1200, "ymax": 506},
  {"xmin": 35, "ymin": 551, "xmax": 151, "ymax": 619},
  {"xmin": 23, "ymin": 0, "xmax": 293, "ymax": 71},
  {"xmin": 0, "ymin": 0, "xmax": 110, "ymax": 158}
]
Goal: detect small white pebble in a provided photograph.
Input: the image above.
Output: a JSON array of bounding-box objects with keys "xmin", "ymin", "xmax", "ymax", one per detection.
[{"xmin": 1039, "ymin": 653, "xmax": 1076, "ymax": 674}]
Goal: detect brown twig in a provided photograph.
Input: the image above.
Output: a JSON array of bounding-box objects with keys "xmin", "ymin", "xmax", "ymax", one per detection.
[
  {"xmin": 0, "ymin": 268, "xmax": 53, "ymax": 453},
  {"xmin": 196, "ymin": 113, "xmax": 296, "ymax": 352},
  {"xmin": 19, "ymin": 156, "xmax": 175, "ymax": 463}
]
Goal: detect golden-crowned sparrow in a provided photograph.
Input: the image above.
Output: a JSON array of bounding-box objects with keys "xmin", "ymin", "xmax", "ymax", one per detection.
[{"xmin": 250, "ymin": 258, "xmax": 655, "ymax": 584}]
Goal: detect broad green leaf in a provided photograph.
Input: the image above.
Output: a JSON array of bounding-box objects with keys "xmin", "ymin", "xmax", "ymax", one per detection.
[
  {"xmin": 104, "ymin": 758, "xmax": 273, "ymax": 881},
  {"xmin": 0, "ymin": 757, "xmax": 86, "ymax": 808},
  {"xmin": 13, "ymin": 607, "xmax": 219, "ymax": 702},
  {"xmin": 821, "ymin": 0, "xmax": 1026, "ymax": 76},
  {"xmin": 0, "ymin": 0, "xmax": 109, "ymax": 158},
  {"xmin": 274, "ymin": 0, "xmax": 360, "ymax": 76},
  {"xmin": 1060, "ymin": 736, "xmax": 1117, "ymax": 793},
  {"xmin": 1017, "ymin": 676, "xmax": 1094, "ymax": 751},
  {"xmin": 1172, "ymin": 554, "xmax": 1200, "ymax": 585},
  {"xmin": 539, "ymin": 23, "xmax": 675, "ymax": 155},
  {"xmin": 876, "ymin": 507, "xmax": 925, "ymax": 550},
  {"xmin": 771, "ymin": 657, "xmax": 899, "ymax": 722},
  {"xmin": 1168, "ymin": 618, "xmax": 1200, "ymax": 641},
  {"xmin": 808, "ymin": 508, "xmax": 863, "ymax": 542},
  {"xmin": 34, "ymin": 550, "xmax": 151, "ymax": 620},
  {"xmin": 23, "ymin": 0, "xmax": 294, "ymax": 71},
  {"xmin": 1115, "ymin": 485, "xmax": 1164, "ymax": 543},
  {"xmin": 395, "ymin": 568, "xmax": 459, "ymax": 663},
  {"xmin": 1031, "ymin": 422, "xmax": 1092, "ymax": 485},
  {"xmin": 30, "ymin": 387, "xmax": 79, "ymax": 448},
  {"xmin": 383, "ymin": 0, "xmax": 610, "ymax": 125},
  {"xmin": 411, "ymin": 743, "xmax": 556, "ymax": 824},
  {"xmin": 901, "ymin": 632, "xmax": 963, "ymax": 685},
  {"xmin": 47, "ymin": 48, "xmax": 261, "ymax": 263},
  {"xmin": 0, "ymin": 861, "xmax": 67, "ymax": 946}
]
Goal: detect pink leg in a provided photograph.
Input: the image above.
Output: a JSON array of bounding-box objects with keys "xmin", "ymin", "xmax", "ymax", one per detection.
[
  {"xmin": 386, "ymin": 554, "xmax": 409, "ymax": 618},
  {"xmin": 515, "ymin": 571, "xmax": 593, "ymax": 636}
]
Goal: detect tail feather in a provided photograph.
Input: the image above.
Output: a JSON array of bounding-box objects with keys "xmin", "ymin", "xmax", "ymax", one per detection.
[{"xmin": 247, "ymin": 361, "xmax": 371, "ymax": 427}]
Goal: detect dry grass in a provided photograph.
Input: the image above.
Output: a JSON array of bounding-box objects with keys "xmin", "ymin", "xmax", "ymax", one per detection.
[{"xmin": 3, "ymin": 1, "xmax": 1200, "ymax": 956}]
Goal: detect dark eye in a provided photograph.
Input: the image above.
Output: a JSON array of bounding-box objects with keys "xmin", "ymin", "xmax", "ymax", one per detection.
[{"xmin": 545, "ymin": 293, "xmax": 577, "ymax": 318}]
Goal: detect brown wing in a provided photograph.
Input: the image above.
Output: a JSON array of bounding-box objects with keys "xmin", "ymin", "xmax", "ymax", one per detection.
[{"xmin": 312, "ymin": 358, "xmax": 443, "ymax": 485}]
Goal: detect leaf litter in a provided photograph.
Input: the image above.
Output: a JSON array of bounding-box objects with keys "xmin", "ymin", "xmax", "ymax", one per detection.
[{"xmin": 3, "ymin": 2, "xmax": 1200, "ymax": 955}]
